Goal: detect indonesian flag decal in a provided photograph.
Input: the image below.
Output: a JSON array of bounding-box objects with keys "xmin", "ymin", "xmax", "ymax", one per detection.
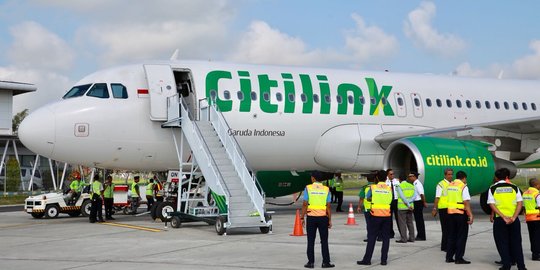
[{"xmin": 137, "ymin": 88, "xmax": 149, "ymax": 98}]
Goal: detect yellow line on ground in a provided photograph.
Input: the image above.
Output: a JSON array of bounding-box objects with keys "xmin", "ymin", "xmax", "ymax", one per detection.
[{"xmin": 99, "ymin": 222, "xmax": 162, "ymax": 232}]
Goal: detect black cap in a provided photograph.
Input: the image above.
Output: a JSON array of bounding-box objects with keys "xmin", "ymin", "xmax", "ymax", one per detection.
[{"xmin": 311, "ymin": 171, "xmax": 323, "ymax": 181}]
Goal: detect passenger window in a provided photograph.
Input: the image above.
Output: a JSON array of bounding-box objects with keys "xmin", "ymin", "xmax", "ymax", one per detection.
[
  {"xmin": 513, "ymin": 102, "xmax": 518, "ymax": 110},
  {"xmin": 436, "ymin": 99, "xmax": 442, "ymax": 107},
  {"xmin": 456, "ymin": 100, "xmax": 462, "ymax": 108},
  {"xmin": 446, "ymin": 99, "xmax": 452, "ymax": 108},
  {"xmin": 276, "ymin": 93, "xmax": 283, "ymax": 102},
  {"xmin": 360, "ymin": 96, "xmax": 366, "ymax": 105},
  {"xmin": 313, "ymin": 94, "xmax": 319, "ymax": 103},
  {"xmin": 111, "ymin": 84, "xmax": 128, "ymax": 99},
  {"xmin": 210, "ymin": 90, "xmax": 217, "ymax": 101},
  {"xmin": 426, "ymin": 98, "xmax": 432, "ymax": 107},
  {"xmin": 288, "ymin": 93, "xmax": 295, "ymax": 102},
  {"xmin": 237, "ymin": 91, "xmax": 244, "ymax": 101},
  {"xmin": 224, "ymin": 90, "xmax": 231, "ymax": 100},
  {"xmin": 87, "ymin": 83, "xmax": 110, "ymax": 99},
  {"xmin": 532, "ymin": 103, "xmax": 537, "ymax": 111},
  {"xmin": 466, "ymin": 100, "xmax": 472, "ymax": 108},
  {"xmin": 324, "ymin": 95, "xmax": 331, "ymax": 104},
  {"xmin": 263, "ymin": 92, "xmax": 270, "ymax": 102},
  {"xmin": 336, "ymin": 96, "xmax": 343, "ymax": 104},
  {"xmin": 63, "ymin": 84, "xmax": 92, "ymax": 99},
  {"xmin": 370, "ymin": 97, "xmax": 376, "ymax": 105},
  {"xmin": 348, "ymin": 96, "xmax": 354, "ymax": 104},
  {"xmin": 301, "ymin": 93, "xmax": 307, "ymax": 103},
  {"xmin": 381, "ymin": 97, "xmax": 387, "ymax": 105},
  {"xmin": 485, "ymin": 101, "xmax": 491, "ymax": 109},
  {"xmin": 494, "ymin": 101, "xmax": 500, "ymax": 109},
  {"xmin": 475, "ymin": 100, "xmax": 481, "ymax": 109},
  {"xmin": 503, "ymin": 102, "xmax": 509, "ymax": 110},
  {"xmin": 522, "ymin": 102, "xmax": 528, "ymax": 110},
  {"xmin": 250, "ymin": 91, "xmax": 257, "ymax": 101},
  {"xmin": 414, "ymin": 98, "xmax": 420, "ymax": 107}
]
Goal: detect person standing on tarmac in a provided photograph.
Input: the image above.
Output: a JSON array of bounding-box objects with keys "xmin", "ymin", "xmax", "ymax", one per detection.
[
  {"xmin": 131, "ymin": 176, "xmax": 141, "ymax": 214},
  {"xmin": 445, "ymin": 171, "xmax": 473, "ymax": 264},
  {"xmin": 89, "ymin": 174, "xmax": 104, "ymax": 223},
  {"xmin": 385, "ymin": 169, "xmax": 399, "ymax": 239},
  {"xmin": 395, "ymin": 174, "xmax": 416, "ymax": 244},
  {"xmin": 154, "ymin": 176, "xmax": 164, "ymax": 203},
  {"xmin": 358, "ymin": 173, "xmax": 375, "ymax": 242},
  {"xmin": 334, "ymin": 173, "xmax": 344, "ymax": 212},
  {"xmin": 432, "ymin": 167, "xmax": 453, "ymax": 252},
  {"xmin": 488, "ymin": 168, "xmax": 527, "ymax": 270},
  {"xmin": 301, "ymin": 171, "xmax": 335, "ymax": 269},
  {"xmin": 103, "ymin": 175, "xmax": 115, "ymax": 220},
  {"xmin": 357, "ymin": 170, "xmax": 393, "ymax": 266},
  {"xmin": 146, "ymin": 178, "xmax": 155, "ymax": 211},
  {"xmin": 411, "ymin": 172, "xmax": 427, "ymax": 241},
  {"xmin": 522, "ymin": 178, "xmax": 540, "ymax": 261}
]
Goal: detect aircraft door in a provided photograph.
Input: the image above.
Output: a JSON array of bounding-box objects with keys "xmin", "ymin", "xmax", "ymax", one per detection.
[
  {"xmin": 394, "ymin": 92, "xmax": 407, "ymax": 117},
  {"xmin": 411, "ymin": 93, "xmax": 424, "ymax": 118},
  {"xmin": 144, "ymin": 64, "xmax": 177, "ymax": 121}
]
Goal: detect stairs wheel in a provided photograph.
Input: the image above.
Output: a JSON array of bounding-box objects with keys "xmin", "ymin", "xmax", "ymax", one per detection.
[
  {"xmin": 215, "ymin": 216, "xmax": 227, "ymax": 235},
  {"xmin": 259, "ymin": 226, "xmax": 270, "ymax": 234},
  {"xmin": 171, "ymin": 216, "xmax": 182, "ymax": 228}
]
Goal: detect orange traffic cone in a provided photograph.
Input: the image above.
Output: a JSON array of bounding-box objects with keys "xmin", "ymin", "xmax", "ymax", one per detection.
[
  {"xmin": 345, "ymin": 203, "xmax": 358, "ymax": 225},
  {"xmin": 290, "ymin": 209, "xmax": 306, "ymax": 236}
]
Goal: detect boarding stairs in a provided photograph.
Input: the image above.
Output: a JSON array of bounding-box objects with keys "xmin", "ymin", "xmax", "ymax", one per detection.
[{"xmin": 163, "ymin": 94, "xmax": 270, "ymax": 232}]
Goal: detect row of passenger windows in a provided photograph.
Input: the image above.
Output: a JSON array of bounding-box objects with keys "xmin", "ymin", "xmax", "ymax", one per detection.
[
  {"xmin": 209, "ymin": 90, "xmax": 388, "ymax": 105},
  {"xmin": 63, "ymin": 83, "xmax": 128, "ymax": 99},
  {"xmin": 409, "ymin": 97, "xmax": 537, "ymax": 111}
]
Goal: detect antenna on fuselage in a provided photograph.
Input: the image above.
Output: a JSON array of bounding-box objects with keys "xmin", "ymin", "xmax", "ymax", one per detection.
[{"xmin": 170, "ymin": 49, "xmax": 179, "ymax": 61}]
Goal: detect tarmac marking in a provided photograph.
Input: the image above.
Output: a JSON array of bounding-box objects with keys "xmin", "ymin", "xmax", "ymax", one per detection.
[{"xmin": 99, "ymin": 222, "xmax": 162, "ymax": 232}]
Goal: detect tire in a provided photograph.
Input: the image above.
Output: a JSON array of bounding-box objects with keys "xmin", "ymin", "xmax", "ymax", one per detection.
[
  {"xmin": 81, "ymin": 200, "xmax": 91, "ymax": 217},
  {"xmin": 259, "ymin": 226, "xmax": 270, "ymax": 234},
  {"xmin": 45, "ymin": 205, "xmax": 60, "ymax": 218},
  {"xmin": 123, "ymin": 207, "xmax": 130, "ymax": 215},
  {"xmin": 31, "ymin": 212, "xmax": 44, "ymax": 219},
  {"xmin": 150, "ymin": 202, "xmax": 161, "ymax": 220},
  {"xmin": 68, "ymin": 212, "xmax": 81, "ymax": 217},
  {"xmin": 171, "ymin": 216, "xmax": 182, "ymax": 228},
  {"xmin": 215, "ymin": 216, "xmax": 227, "ymax": 235},
  {"xmin": 480, "ymin": 191, "xmax": 491, "ymax": 215},
  {"xmin": 156, "ymin": 201, "xmax": 176, "ymax": 222}
]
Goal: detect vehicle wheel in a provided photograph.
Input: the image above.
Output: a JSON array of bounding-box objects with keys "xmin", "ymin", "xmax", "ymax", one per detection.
[
  {"xmin": 171, "ymin": 216, "xmax": 182, "ymax": 228},
  {"xmin": 123, "ymin": 207, "xmax": 130, "ymax": 215},
  {"xmin": 150, "ymin": 202, "xmax": 161, "ymax": 220},
  {"xmin": 156, "ymin": 201, "xmax": 176, "ymax": 222},
  {"xmin": 68, "ymin": 212, "xmax": 81, "ymax": 217},
  {"xmin": 81, "ymin": 200, "xmax": 91, "ymax": 217},
  {"xmin": 259, "ymin": 226, "xmax": 270, "ymax": 234},
  {"xmin": 45, "ymin": 205, "xmax": 60, "ymax": 218},
  {"xmin": 480, "ymin": 191, "xmax": 491, "ymax": 215},
  {"xmin": 31, "ymin": 212, "xmax": 44, "ymax": 219},
  {"xmin": 215, "ymin": 216, "xmax": 227, "ymax": 235}
]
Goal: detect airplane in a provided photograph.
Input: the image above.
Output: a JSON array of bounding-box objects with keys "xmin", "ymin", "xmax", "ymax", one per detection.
[{"xmin": 17, "ymin": 59, "xmax": 540, "ymax": 213}]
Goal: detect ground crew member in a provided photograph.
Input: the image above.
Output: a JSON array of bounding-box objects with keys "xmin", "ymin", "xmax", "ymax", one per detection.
[
  {"xmin": 395, "ymin": 174, "xmax": 416, "ymax": 243},
  {"xmin": 411, "ymin": 172, "xmax": 427, "ymax": 241},
  {"xmin": 68, "ymin": 174, "xmax": 82, "ymax": 205},
  {"xmin": 131, "ymin": 176, "xmax": 141, "ymax": 214},
  {"xmin": 446, "ymin": 171, "xmax": 473, "ymax": 264},
  {"xmin": 301, "ymin": 171, "xmax": 335, "ymax": 268},
  {"xmin": 488, "ymin": 168, "xmax": 527, "ymax": 270},
  {"xmin": 154, "ymin": 176, "xmax": 164, "ymax": 202},
  {"xmin": 334, "ymin": 173, "xmax": 344, "ymax": 212},
  {"xmin": 385, "ymin": 169, "xmax": 399, "ymax": 239},
  {"xmin": 89, "ymin": 174, "xmax": 104, "ymax": 223},
  {"xmin": 324, "ymin": 178, "xmax": 335, "ymax": 203},
  {"xmin": 523, "ymin": 178, "xmax": 540, "ymax": 261},
  {"xmin": 358, "ymin": 173, "xmax": 375, "ymax": 242},
  {"xmin": 103, "ymin": 175, "xmax": 115, "ymax": 220},
  {"xmin": 432, "ymin": 167, "xmax": 453, "ymax": 252},
  {"xmin": 357, "ymin": 170, "xmax": 392, "ymax": 266},
  {"xmin": 146, "ymin": 178, "xmax": 155, "ymax": 210}
]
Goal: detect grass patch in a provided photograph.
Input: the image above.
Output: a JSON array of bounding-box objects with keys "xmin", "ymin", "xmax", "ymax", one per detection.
[{"xmin": 0, "ymin": 194, "xmax": 27, "ymax": 205}]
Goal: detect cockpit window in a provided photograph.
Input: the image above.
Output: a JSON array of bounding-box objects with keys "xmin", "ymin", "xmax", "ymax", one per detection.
[
  {"xmin": 111, "ymin": 83, "xmax": 128, "ymax": 99},
  {"xmin": 62, "ymin": 84, "xmax": 92, "ymax": 99},
  {"xmin": 86, "ymin": 83, "xmax": 110, "ymax": 99}
]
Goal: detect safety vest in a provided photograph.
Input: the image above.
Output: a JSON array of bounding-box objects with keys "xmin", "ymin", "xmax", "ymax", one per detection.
[
  {"xmin": 437, "ymin": 179, "xmax": 450, "ymax": 209},
  {"xmin": 146, "ymin": 182, "xmax": 154, "ymax": 196},
  {"xmin": 91, "ymin": 181, "xmax": 102, "ymax": 196},
  {"xmin": 131, "ymin": 182, "xmax": 139, "ymax": 198},
  {"xmin": 103, "ymin": 183, "xmax": 115, "ymax": 199},
  {"xmin": 306, "ymin": 183, "xmax": 329, "ymax": 215},
  {"xmin": 334, "ymin": 179, "xmax": 343, "ymax": 192},
  {"xmin": 363, "ymin": 185, "xmax": 372, "ymax": 211},
  {"xmin": 70, "ymin": 180, "xmax": 81, "ymax": 192},
  {"xmin": 447, "ymin": 180, "xmax": 466, "ymax": 214},
  {"xmin": 397, "ymin": 181, "xmax": 415, "ymax": 210},
  {"xmin": 155, "ymin": 182, "xmax": 163, "ymax": 197},
  {"xmin": 491, "ymin": 182, "xmax": 519, "ymax": 218},
  {"xmin": 371, "ymin": 183, "xmax": 392, "ymax": 217},
  {"xmin": 523, "ymin": 187, "xmax": 540, "ymax": 222},
  {"xmin": 326, "ymin": 179, "xmax": 335, "ymax": 188}
]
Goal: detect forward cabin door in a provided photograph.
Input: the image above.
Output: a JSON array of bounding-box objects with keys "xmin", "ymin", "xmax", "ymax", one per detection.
[{"xmin": 144, "ymin": 64, "xmax": 177, "ymax": 121}]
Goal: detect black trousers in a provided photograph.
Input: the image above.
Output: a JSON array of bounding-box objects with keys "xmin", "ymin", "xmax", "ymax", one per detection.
[
  {"xmin": 104, "ymin": 198, "xmax": 114, "ymax": 218},
  {"xmin": 363, "ymin": 211, "xmax": 372, "ymax": 238},
  {"xmin": 446, "ymin": 213, "xmax": 468, "ymax": 261},
  {"xmin": 413, "ymin": 200, "xmax": 426, "ymax": 239},
  {"xmin": 527, "ymin": 221, "xmax": 540, "ymax": 258},
  {"xmin": 389, "ymin": 199, "xmax": 398, "ymax": 237},
  {"xmin": 146, "ymin": 195, "xmax": 154, "ymax": 210},
  {"xmin": 438, "ymin": 208, "xmax": 448, "ymax": 251},
  {"xmin": 90, "ymin": 194, "xmax": 103, "ymax": 222},
  {"xmin": 493, "ymin": 217, "xmax": 525, "ymax": 270},
  {"xmin": 306, "ymin": 216, "xmax": 331, "ymax": 264},
  {"xmin": 362, "ymin": 216, "xmax": 390, "ymax": 263},
  {"xmin": 335, "ymin": 191, "xmax": 343, "ymax": 211}
]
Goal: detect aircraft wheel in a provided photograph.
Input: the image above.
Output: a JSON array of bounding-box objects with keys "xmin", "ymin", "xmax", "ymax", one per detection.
[
  {"xmin": 156, "ymin": 201, "xmax": 175, "ymax": 222},
  {"xmin": 171, "ymin": 216, "xmax": 182, "ymax": 228},
  {"xmin": 480, "ymin": 191, "xmax": 491, "ymax": 215},
  {"xmin": 31, "ymin": 212, "xmax": 44, "ymax": 219},
  {"xmin": 45, "ymin": 205, "xmax": 60, "ymax": 218},
  {"xmin": 215, "ymin": 216, "xmax": 227, "ymax": 235},
  {"xmin": 81, "ymin": 200, "xmax": 91, "ymax": 217}
]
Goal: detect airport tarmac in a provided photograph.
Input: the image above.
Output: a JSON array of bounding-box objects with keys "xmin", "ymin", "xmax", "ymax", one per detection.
[{"xmin": 0, "ymin": 195, "xmax": 537, "ymax": 270}]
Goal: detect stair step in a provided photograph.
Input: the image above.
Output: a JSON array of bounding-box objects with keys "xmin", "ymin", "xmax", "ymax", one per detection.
[
  {"xmin": 228, "ymin": 216, "xmax": 265, "ymax": 226},
  {"xmin": 229, "ymin": 196, "xmax": 251, "ymax": 204}
]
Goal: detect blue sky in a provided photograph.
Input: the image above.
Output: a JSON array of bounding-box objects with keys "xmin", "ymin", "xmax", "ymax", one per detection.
[{"xmin": 1, "ymin": 0, "xmax": 540, "ymax": 113}]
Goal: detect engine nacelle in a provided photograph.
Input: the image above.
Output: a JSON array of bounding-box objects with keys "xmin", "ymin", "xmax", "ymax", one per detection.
[{"xmin": 383, "ymin": 137, "xmax": 516, "ymax": 202}]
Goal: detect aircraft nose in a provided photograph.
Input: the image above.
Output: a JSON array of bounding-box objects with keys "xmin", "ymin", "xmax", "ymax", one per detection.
[{"xmin": 18, "ymin": 106, "xmax": 56, "ymax": 157}]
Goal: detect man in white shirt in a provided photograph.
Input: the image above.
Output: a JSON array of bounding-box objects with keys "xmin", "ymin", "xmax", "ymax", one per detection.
[
  {"xmin": 385, "ymin": 169, "xmax": 400, "ymax": 239},
  {"xmin": 411, "ymin": 172, "xmax": 427, "ymax": 241}
]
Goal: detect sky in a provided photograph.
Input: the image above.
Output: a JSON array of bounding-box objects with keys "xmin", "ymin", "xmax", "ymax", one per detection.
[{"xmin": 1, "ymin": 0, "xmax": 540, "ymax": 114}]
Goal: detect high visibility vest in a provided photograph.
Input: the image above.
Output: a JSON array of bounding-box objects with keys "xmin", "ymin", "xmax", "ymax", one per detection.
[
  {"xmin": 103, "ymin": 183, "xmax": 115, "ymax": 199},
  {"xmin": 91, "ymin": 181, "xmax": 102, "ymax": 196},
  {"xmin": 131, "ymin": 182, "xmax": 139, "ymax": 198},
  {"xmin": 334, "ymin": 180, "xmax": 343, "ymax": 192},
  {"xmin": 146, "ymin": 183, "xmax": 154, "ymax": 196},
  {"xmin": 371, "ymin": 183, "xmax": 392, "ymax": 217},
  {"xmin": 155, "ymin": 182, "xmax": 163, "ymax": 197},
  {"xmin": 70, "ymin": 180, "xmax": 81, "ymax": 192},
  {"xmin": 437, "ymin": 179, "xmax": 450, "ymax": 209},
  {"xmin": 307, "ymin": 183, "xmax": 329, "ymax": 211},
  {"xmin": 447, "ymin": 180, "xmax": 466, "ymax": 214},
  {"xmin": 523, "ymin": 187, "xmax": 540, "ymax": 222},
  {"xmin": 363, "ymin": 185, "xmax": 372, "ymax": 211},
  {"xmin": 491, "ymin": 183, "xmax": 519, "ymax": 218},
  {"xmin": 397, "ymin": 181, "xmax": 415, "ymax": 210}
]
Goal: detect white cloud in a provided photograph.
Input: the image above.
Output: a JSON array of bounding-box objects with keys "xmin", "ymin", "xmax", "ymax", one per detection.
[
  {"xmin": 345, "ymin": 14, "xmax": 398, "ymax": 64},
  {"xmin": 511, "ymin": 40, "xmax": 540, "ymax": 79},
  {"xmin": 453, "ymin": 62, "xmax": 504, "ymax": 78},
  {"xmin": 8, "ymin": 21, "xmax": 75, "ymax": 71},
  {"xmin": 404, "ymin": 1, "xmax": 466, "ymax": 57}
]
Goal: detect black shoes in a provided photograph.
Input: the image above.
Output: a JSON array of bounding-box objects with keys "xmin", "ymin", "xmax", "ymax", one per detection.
[
  {"xmin": 445, "ymin": 259, "xmax": 455, "ymax": 263},
  {"xmin": 415, "ymin": 237, "xmax": 426, "ymax": 241},
  {"xmin": 357, "ymin": 261, "xmax": 371, "ymax": 265},
  {"xmin": 304, "ymin": 262, "xmax": 314, "ymax": 268},
  {"xmin": 321, "ymin": 262, "xmax": 335, "ymax": 268},
  {"xmin": 363, "ymin": 239, "xmax": 368, "ymax": 242},
  {"xmin": 455, "ymin": 259, "xmax": 471, "ymax": 264},
  {"xmin": 381, "ymin": 261, "xmax": 387, "ymax": 265},
  {"xmin": 395, "ymin": 240, "xmax": 407, "ymax": 243},
  {"xmin": 495, "ymin": 261, "xmax": 516, "ymax": 265}
]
